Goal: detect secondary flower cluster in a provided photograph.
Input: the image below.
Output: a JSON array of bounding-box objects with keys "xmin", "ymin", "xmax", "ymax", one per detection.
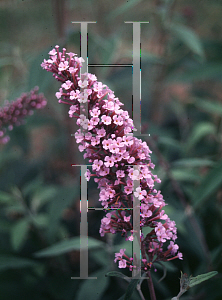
[
  {"xmin": 0, "ymin": 87, "xmax": 47, "ymax": 144},
  {"xmin": 41, "ymin": 45, "xmax": 182, "ymax": 272}
]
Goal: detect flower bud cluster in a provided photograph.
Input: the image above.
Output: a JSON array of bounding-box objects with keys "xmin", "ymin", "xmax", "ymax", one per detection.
[
  {"xmin": 0, "ymin": 87, "xmax": 47, "ymax": 144},
  {"xmin": 41, "ymin": 45, "xmax": 182, "ymax": 272}
]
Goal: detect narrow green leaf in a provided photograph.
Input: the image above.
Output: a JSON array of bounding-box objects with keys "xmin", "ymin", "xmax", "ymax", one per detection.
[
  {"xmin": 189, "ymin": 271, "xmax": 218, "ymax": 288},
  {"xmin": 192, "ymin": 160, "xmax": 222, "ymax": 208},
  {"xmin": 171, "ymin": 169, "xmax": 200, "ymax": 182},
  {"xmin": 169, "ymin": 23, "xmax": 204, "ymax": 57},
  {"xmin": 22, "ymin": 176, "xmax": 44, "ymax": 197},
  {"xmin": 124, "ymin": 278, "xmax": 140, "ymax": 300},
  {"xmin": 0, "ymin": 255, "xmax": 40, "ymax": 272},
  {"xmin": 172, "ymin": 158, "xmax": 215, "ymax": 168},
  {"xmin": 11, "ymin": 218, "xmax": 30, "ymax": 251},
  {"xmin": 0, "ymin": 191, "xmax": 14, "ymax": 204},
  {"xmin": 118, "ymin": 284, "xmax": 142, "ymax": 300},
  {"xmin": 32, "ymin": 213, "xmax": 48, "ymax": 228},
  {"xmin": 105, "ymin": 271, "xmax": 130, "ymax": 282},
  {"xmin": 31, "ymin": 186, "xmax": 57, "ymax": 212},
  {"xmin": 186, "ymin": 122, "xmax": 216, "ymax": 151},
  {"xmin": 34, "ymin": 237, "xmax": 104, "ymax": 257},
  {"xmin": 194, "ymin": 97, "xmax": 222, "ymax": 117}
]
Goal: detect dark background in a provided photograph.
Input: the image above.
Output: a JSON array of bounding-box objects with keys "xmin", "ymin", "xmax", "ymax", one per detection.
[{"xmin": 0, "ymin": 0, "xmax": 221, "ymax": 299}]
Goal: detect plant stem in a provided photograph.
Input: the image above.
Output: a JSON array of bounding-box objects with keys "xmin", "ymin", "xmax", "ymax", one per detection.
[
  {"xmin": 147, "ymin": 270, "xmax": 156, "ymax": 300},
  {"xmin": 137, "ymin": 286, "xmax": 146, "ymax": 300}
]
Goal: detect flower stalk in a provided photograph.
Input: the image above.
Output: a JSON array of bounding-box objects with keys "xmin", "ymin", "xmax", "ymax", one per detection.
[
  {"xmin": 0, "ymin": 87, "xmax": 47, "ymax": 144},
  {"xmin": 41, "ymin": 45, "xmax": 183, "ymax": 298}
]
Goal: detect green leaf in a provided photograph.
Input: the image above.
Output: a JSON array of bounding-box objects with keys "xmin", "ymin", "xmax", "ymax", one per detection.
[
  {"xmin": 11, "ymin": 218, "xmax": 30, "ymax": 251},
  {"xmin": 30, "ymin": 186, "xmax": 57, "ymax": 212},
  {"xmin": 189, "ymin": 271, "xmax": 218, "ymax": 288},
  {"xmin": 76, "ymin": 267, "xmax": 109, "ymax": 300},
  {"xmin": 192, "ymin": 160, "xmax": 222, "ymax": 208},
  {"xmin": 32, "ymin": 213, "xmax": 48, "ymax": 228},
  {"xmin": 105, "ymin": 271, "xmax": 130, "ymax": 282},
  {"xmin": 22, "ymin": 176, "xmax": 44, "ymax": 197},
  {"xmin": 0, "ymin": 191, "xmax": 14, "ymax": 204},
  {"xmin": 169, "ymin": 23, "xmax": 204, "ymax": 57},
  {"xmin": 171, "ymin": 169, "xmax": 200, "ymax": 182},
  {"xmin": 124, "ymin": 278, "xmax": 141, "ymax": 300},
  {"xmin": 0, "ymin": 255, "xmax": 40, "ymax": 272},
  {"xmin": 186, "ymin": 122, "xmax": 216, "ymax": 151},
  {"xmin": 34, "ymin": 236, "xmax": 104, "ymax": 257},
  {"xmin": 172, "ymin": 158, "xmax": 215, "ymax": 168},
  {"xmin": 194, "ymin": 97, "xmax": 222, "ymax": 117}
]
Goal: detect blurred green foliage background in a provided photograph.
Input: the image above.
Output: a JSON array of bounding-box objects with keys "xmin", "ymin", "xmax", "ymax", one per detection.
[{"xmin": 0, "ymin": 0, "xmax": 222, "ymax": 299}]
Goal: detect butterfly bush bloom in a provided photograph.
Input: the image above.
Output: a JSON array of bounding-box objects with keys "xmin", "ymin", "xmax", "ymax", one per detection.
[
  {"xmin": 41, "ymin": 45, "xmax": 182, "ymax": 273},
  {"xmin": 0, "ymin": 87, "xmax": 47, "ymax": 144}
]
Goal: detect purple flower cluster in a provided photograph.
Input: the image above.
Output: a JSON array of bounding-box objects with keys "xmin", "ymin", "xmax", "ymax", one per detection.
[
  {"xmin": 0, "ymin": 87, "xmax": 47, "ymax": 144},
  {"xmin": 41, "ymin": 45, "xmax": 182, "ymax": 272}
]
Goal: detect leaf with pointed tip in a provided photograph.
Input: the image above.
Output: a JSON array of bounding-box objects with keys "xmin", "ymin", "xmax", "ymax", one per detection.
[
  {"xmin": 11, "ymin": 218, "xmax": 30, "ymax": 251},
  {"xmin": 186, "ymin": 122, "xmax": 216, "ymax": 151},
  {"xmin": 34, "ymin": 236, "xmax": 104, "ymax": 257},
  {"xmin": 169, "ymin": 23, "xmax": 204, "ymax": 57},
  {"xmin": 172, "ymin": 158, "xmax": 215, "ymax": 168},
  {"xmin": 105, "ymin": 271, "xmax": 130, "ymax": 282},
  {"xmin": 189, "ymin": 271, "xmax": 218, "ymax": 288},
  {"xmin": 194, "ymin": 97, "xmax": 222, "ymax": 117},
  {"xmin": 0, "ymin": 255, "xmax": 40, "ymax": 272},
  {"xmin": 124, "ymin": 278, "xmax": 141, "ymax": 300}
]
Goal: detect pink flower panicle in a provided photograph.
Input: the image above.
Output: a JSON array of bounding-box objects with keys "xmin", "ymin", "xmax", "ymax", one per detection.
[
  {"xmin": 0, "ymin": 87, "xmax": 47, "ymax": 144},
  {"xmin": 41, "ymin": 46, "xmax": 182, "ymax": 273}
]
